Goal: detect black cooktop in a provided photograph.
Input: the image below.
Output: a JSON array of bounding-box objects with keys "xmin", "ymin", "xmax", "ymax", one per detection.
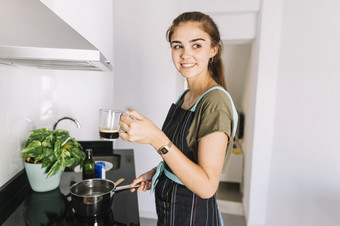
[{"xmin": 2, "ymin": 148, "xmax": 139, "ymax": 226}]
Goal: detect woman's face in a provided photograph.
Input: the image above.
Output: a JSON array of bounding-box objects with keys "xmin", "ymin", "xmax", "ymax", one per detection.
[{"xmin": 170, "ymin": 22, "xmax": 217, "ymax": 80}]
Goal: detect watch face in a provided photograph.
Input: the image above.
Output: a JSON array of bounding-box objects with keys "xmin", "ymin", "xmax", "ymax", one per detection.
[
  {"xmin": 158, "ymin": 141, "xmax": 172, "ymax": 155},
  {"xmin": 160, "ymin": 147, "xmax": 168, "ymax": 155}
]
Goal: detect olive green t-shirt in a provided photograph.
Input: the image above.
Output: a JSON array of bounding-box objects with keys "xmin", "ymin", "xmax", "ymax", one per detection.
[{"xmin": 177, "ymin": 87, "xmax": 235, "ymax": 171}]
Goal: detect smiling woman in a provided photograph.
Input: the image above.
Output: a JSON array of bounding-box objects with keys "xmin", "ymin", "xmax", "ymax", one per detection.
[{"xmin": 119, "ymin": 11, "xmax": 238, "ymax": 226}]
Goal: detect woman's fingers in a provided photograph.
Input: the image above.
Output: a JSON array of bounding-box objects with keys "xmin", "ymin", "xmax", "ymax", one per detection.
[
  {"xmin": 125, "ymin": 110, "xmax": 144, "ymax": 120},
  {"xmin": 119, "ymin": 120, "xmax": 129, "ymax": 133},
  {"xmin": 139, "ymin": 182, "xmax": 145, "ymax": 192},
  {"xmin": 119, "ymin": 114, "xmax": 134, "ymax": 141},
  {"xmin": 120, "ymin": 110, "xmax": 163, "ymax": 146},
  {"xmin": 130, "ymin": 176, "xmax": 146, "ymax": 192},
  {"xmin": 119, "ymin": 112, "xmax": 138, "ymax": 136},
  {"xmin": 129, "ymin": 178, "xmax": 142, "ymax": 192},
  {"xmin": 129, "ymin": 180, "xmax": 152, "ymax": 193},
  {"xmin": 120, "ymin": 114, "xmax": 134, "ymax": 126},
  {"xmin": 146, "ymin": 181, "xmax": 152, "ymax": 191},
  {"xmin": 130, "ymin": 177, "xmax": 140, "ymax": 187},
  {"xmin": 131, "ymin": 181, "xmax": 145, "ymax": 192},
  {"xmin": 129, "ymin": 169, "xmax": 156, "ymax": 193}
]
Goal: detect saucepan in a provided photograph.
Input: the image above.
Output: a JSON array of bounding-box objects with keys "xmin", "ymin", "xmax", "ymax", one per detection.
[{"xmin": 70, "ymin": 178, "xmax": 138, "ymax": 217}]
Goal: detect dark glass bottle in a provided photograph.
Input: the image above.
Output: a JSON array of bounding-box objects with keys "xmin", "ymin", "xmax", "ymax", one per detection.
[{"xmin": 82, "ymin": 149, "xmax": 95, "ymax": 180}]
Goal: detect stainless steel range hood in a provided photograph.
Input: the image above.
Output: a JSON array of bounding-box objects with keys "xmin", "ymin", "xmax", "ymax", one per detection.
[{"xmin": 0, "ymin": 0, "xmax": 112, "ymax": 71}]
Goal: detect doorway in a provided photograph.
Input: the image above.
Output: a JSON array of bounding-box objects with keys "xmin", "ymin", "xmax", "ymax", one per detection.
[{"xmin": 216, "ymin": 42, "xmax": 252, "ymax": 220}]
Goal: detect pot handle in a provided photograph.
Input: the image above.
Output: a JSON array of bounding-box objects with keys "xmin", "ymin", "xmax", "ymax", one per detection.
[
  {"xmin": 115, "ymin": 184, "xmax": 140, "ymax": 192},
  {"xmin": 115, "ymin": 178, "xmax": 125, "ymax": 186}
]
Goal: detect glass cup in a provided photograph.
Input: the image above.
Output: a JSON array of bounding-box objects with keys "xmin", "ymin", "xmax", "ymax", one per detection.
[{"xmin": 99, "ymin": 109, "xmax": 123, "ymax": 140}]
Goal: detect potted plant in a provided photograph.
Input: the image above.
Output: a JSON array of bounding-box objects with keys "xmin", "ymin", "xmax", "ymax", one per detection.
[{"xmin": 20, "ymin": 128, "xmax": 84, "ymax": 192}]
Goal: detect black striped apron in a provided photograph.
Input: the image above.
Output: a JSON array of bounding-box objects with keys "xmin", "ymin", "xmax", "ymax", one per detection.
[{"xmin": 154, "ymin": 101, "xmax": 223, "ymax": 226}]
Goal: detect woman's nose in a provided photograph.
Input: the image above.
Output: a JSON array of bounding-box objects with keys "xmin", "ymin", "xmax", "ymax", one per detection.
[{"xmin": 181, "ymin": 47, "xmax": 191, "ymax": 59}]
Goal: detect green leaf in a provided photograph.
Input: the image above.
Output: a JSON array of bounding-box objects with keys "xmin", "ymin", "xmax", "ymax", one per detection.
[
  {"xmin": 54, "ymin": 130, "xmax": 70, "ymax": 144},
  {"xmin": 64, "ymin": 150, "xmax": 71, "ymax": 157},
  {"xmin": 60, "ymin": 149, "xmax": 67, "ymax": 171},
  {"xmin": 27, "ymin": 128, "xmax": 52, "ymax": 143},
  {"xmin": 65, "ymin": 158, "xmax": 75, "ymax": 168},
  {"xmin": 20, "ymin": 140, "xmax": 41, "ymax": 154},
  {"xmin": 22, "ymin": 153, "xmax": 31, "ymax": 162},
  {"xmin": 54, "ymin": 140, "xmax": 61, "ymax": 157},
  {"xmin": 34, "ymin": 148, "xmax": 45, "ymax": 162},
  {"xmin": 44, "ymin": 147, "xmax": 54, "ymax": 158},
  {"xmin": 48, "ymin": 154, "xmax": 57, "ymax": 163},
  {"xmin": 47, "ymin": 161, "xmax": 61, "ymax": 178},
  {"xmin": 42, "ymin": 134, "xmax": 53, "ymax": 148},
  {"xmin": 42, "ymin": 159, "xmax": 52, "ymax": 168},
  {"xmin": 71, "ymin": 147, "xmax": 84, "ymax": 158}
]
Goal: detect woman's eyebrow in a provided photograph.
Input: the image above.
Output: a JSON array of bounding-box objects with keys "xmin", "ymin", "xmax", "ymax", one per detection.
[
  {"xmin": 171, "ymin": 40, "xmax": 182, "ymax": 45},
  {"xmin": 171, "ymin": 38, "xmax": 206, "ymax": 45},
  {"xmin": 190, "ymin": 38, "xmax": 205, "ymax": 42}
]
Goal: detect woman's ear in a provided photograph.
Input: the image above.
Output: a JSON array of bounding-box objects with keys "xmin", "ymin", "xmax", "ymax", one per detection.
[{"xmin": 210, "ymin": 45, "xmax": 218, "ymax": 58}]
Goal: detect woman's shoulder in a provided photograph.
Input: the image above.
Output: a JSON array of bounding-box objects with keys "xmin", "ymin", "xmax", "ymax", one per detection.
[{"xmin": 199, "ymin": 87, "xmax": 232, "ymax": 109}]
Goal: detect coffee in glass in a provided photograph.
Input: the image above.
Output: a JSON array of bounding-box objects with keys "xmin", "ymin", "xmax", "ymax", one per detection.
[{"xmin": 99, "ymin": 109, "xmax": 122, "ymax": 140}]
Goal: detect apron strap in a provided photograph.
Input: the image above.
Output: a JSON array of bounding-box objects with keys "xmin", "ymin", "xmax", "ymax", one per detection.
[
  {"xmin": 175, "ymin": 89, "xmax": 189, "ymax": 105},
  {"xmin": 151, "ymin": 161, "xmax": 183, "ymax": 193}
]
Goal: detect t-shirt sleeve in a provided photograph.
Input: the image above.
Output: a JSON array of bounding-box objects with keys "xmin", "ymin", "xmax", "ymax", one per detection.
[{"xmin": 196, "ymin": 90, "xmax": 233, "ymax": 141}]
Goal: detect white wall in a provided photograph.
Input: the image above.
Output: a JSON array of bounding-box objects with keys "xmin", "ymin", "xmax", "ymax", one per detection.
[
  {"xmin": 112, "ymin": 0, "xmax": 180, "ymax": 218},
  {"xmin": 265, "ymin": 0, "xmax": 340, "ymax": 225},
  {"xmin": 179, "ymin": 0, "xmax": 259, "ymax": 42},
  {"xmin": 242, "ymin": 0, "xmax": 283, "ymax": 224},
  {"xmin": 243, "ymin": 0, "xmax": 340, "ymax": 225},
  {"xmin": 223, "ymin": 43, "xmax": 252, "ymax": 110}
]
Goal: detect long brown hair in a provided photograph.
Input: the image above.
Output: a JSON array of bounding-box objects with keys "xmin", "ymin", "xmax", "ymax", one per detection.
[{"xmin": 166, "ymin": 11, "xmax": 226, "ymax": 90}]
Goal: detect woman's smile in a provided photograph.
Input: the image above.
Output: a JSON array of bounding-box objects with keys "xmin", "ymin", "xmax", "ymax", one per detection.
[{"xmin": 181, "ymin": 63, "xmax": 196, "ymax": 69}]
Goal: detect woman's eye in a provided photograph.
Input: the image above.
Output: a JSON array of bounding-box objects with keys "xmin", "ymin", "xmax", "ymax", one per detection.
[
  {"xmin": 172, "ymin": 45, "xmax": 182, "ymax": 50},
  {"xmin": 193, "ymin": 44, "xmax": 201, "ymax": 49}
]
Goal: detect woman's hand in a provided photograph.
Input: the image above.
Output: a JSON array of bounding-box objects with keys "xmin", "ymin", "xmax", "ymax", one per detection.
[
  {"xmin": 130, "ymin": 168, "xmax": 156, "ymax": 192},
  {"xmin": 119, "ymin": 110, "xmax": 168, "ymax": 149}
]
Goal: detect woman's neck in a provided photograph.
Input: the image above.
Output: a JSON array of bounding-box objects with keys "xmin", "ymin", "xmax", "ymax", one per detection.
[
  {"xmin": 186, "ymin": 75, "xmax": 217, "ymax": 97},
  {"xmin": 181, "ymin": 75, "xmax": 218, "ymax": 110}
]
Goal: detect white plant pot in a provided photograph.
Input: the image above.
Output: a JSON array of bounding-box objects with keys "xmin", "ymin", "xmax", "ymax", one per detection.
[{"xmin": 24, "ymin": 162, "xmax": 62, "ymax": 192}]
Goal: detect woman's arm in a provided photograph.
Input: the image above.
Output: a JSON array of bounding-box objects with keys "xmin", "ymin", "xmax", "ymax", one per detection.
[
  {"xmin": 162, "ymin": 132, "xmax": 227, "ymax": 198},
  {"xmin": 120, "ymin": 110, "xmax": 228, "ymax": 198}
]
